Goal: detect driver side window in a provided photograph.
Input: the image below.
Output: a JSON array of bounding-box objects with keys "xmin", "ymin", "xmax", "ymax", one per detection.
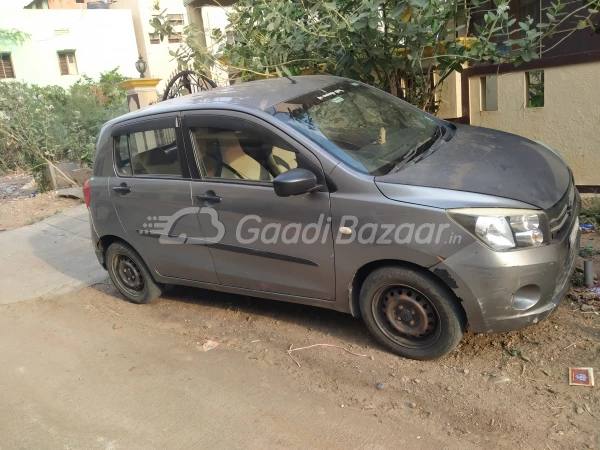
[{"xmin": 189, "ymin": 121, "xmax": 298, "ymax": 182}]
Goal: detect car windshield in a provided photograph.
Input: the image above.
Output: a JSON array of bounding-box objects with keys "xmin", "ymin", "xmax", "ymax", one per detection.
[{"xmin": 267, "ymin": 81, "xmax": 441, "ymax": 176}]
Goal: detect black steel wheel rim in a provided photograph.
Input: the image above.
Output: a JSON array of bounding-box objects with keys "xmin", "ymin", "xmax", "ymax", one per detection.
[
  {"xmin": 372, "ymin": 284, "xmax": 441, "ymax": 348},
  {"xmin": 112, "ymin": 253, "xmax": 144, "ymax": 297}
]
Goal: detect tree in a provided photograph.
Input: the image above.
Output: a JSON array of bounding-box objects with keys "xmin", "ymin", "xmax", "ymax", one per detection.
[
  {"xmin": 0, "ymin": 69, "xmax": 129, "ymax": 182},
  {"xmin": 151, "ymin": 0, "xmax": 600, "ymax": 112},
  {"xmin": 0, "ymin": 28, "xmax": 30, "ymax": 50}
]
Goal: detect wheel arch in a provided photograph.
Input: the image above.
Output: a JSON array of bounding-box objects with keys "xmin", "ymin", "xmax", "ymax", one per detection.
[
  {"xmin": 95, "ymin": 235, "xmax": 120, "ymax": 268},
  {"xmin": 96, "ymin": 234, "xmax": 146, "ymax": 270},
  {"xmin": 348, "ymin": 259, "xmax": 467, "ymax": 324}
]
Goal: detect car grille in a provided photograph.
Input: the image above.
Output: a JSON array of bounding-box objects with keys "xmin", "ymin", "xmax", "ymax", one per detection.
[
  {"xmin": 552, "ymin": 218, "xmax": 579, "ymax": 299},
  {"xmin": 546, "ymin": 180, "xmax": 576, "ymax": 241}
]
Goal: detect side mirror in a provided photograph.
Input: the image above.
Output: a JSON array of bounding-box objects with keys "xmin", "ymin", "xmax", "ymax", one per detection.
[{"xmin": 273, "ymin": 168, "xmax": 319, "ymax": 197}]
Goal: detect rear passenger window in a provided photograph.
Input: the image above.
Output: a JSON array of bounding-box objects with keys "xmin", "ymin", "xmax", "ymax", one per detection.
[
  {"xmin": 114, "ymin": 127, "xmax": 182, "ymax": 177},
  {"xmin": 115, "ymin": 135, "xmax": 132, "ymax": 176}
]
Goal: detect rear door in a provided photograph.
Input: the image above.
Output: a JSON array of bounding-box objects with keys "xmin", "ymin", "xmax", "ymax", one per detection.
[
  {"xmin": 108, "ymin": 113, "xmax": 218, "ymax": 284},
  {"xmin": 181, "ymin": 111, "xmax": 336, "ymax": 301}
]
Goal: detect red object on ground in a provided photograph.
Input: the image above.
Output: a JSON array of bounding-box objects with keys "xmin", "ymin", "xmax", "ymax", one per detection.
[
  {"xmin": 83, "ymin": 180, "xmax": 91, "ymax": 208},
  {"xmin": 569, "ymin": 367, "xmax": 594, "ymax": 386}
]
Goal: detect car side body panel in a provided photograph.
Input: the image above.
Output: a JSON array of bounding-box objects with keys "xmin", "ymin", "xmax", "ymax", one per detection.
[{"xmin": 325, "ymin": 162, "xmax": 475, "ymax": 314}]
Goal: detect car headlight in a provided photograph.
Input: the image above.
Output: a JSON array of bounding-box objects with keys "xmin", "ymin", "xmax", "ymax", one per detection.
[{"xmin": 447, "ymin": 208, "xmax": 549, "ymax": 251}]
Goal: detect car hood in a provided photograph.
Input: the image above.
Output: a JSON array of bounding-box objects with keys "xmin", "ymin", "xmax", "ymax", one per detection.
[{"xmin": 375, "ymin": 124, "xmax": 570, "ymax": 209}]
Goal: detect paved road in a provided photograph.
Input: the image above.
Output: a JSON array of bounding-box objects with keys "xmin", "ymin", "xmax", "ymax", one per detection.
[{"xmin": 0, "ymin": 205, "xmax": 107, "ymax": 304}]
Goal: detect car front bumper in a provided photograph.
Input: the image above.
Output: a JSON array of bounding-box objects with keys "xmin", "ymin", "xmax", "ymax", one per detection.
[{"xmin": 430, "ymin": 213, "xmax": 580, "ymax": 334}]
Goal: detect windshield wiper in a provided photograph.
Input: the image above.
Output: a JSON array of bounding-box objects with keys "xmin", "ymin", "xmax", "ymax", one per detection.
[
  {"xmin": 411, "ymin": 128, "xmax": 447, "ymax": 164},
  {"xmin": 387, "ymin": 144, "xmax": 420, "ymax": 174},
  {"xmin": 387, "ymin": 125, "xmax": 444, "ymax": 174}
]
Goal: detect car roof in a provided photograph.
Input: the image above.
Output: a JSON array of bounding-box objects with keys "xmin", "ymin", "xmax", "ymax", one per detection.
[{"xmin": 110, "ymin": 75, "xmax": 344, "ymax": 125}]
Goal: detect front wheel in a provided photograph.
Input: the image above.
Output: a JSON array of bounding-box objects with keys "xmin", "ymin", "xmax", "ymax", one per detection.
[
  {"xmin": 106, "ymin": 241, "xmax": 163, "ymax": 304},
  {"xmin": 359, "ymin": 266, "xmax": 466, "ymax": 360}
]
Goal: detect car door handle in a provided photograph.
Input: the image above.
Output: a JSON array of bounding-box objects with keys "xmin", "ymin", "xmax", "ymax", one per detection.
[
  {"xmin": 196, "ymin": 193, "xmax": 221, "ymax": 203},
  {"xmin": 113, "ymin": 183, "xmax": 131, "ymax": 195}
]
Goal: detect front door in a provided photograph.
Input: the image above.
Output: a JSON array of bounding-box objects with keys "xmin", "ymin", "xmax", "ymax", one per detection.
[
  {"xmin": 108, "ymin": 114, "xmax": 219, "ymax": 284},
  {"xmin": 182, "ymin": 112, "xmax": 335, "ymax": 300}
]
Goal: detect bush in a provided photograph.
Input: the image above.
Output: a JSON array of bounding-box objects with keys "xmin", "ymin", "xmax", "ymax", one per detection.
[
  {"xmin": 0, "ymin": 68, "xmax": 129, "ymax": 182},
  {"xmin": 580, "ymin": 197, "xmax": 600, "ymax": 228}
]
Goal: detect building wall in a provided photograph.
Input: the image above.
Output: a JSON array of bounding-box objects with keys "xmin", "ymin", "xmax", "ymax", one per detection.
[
  {"xmin": 110, "ymin": 0, "xmax": 189, "ymax": 93},
  {"xmin": 468, "ymin": 61, "xmax": 600, "ymax": 185},
  {"xmin": 184, "ymin": 0, "xmax": 234, "ymax": 85},
  {"xmin": 435, "ymin": 71, "xmax": 462, "ymax": 120},
  {"xmin": 200, "ymin": 5, "xmax": 231, "ymax": 85},
  {"xmin": 109, "ymin": 0, "xmax": 147, "ymax": 77},
  {"xmin": 0, "ymin": 9, "xmax": 139, "ymax": 88},
  {"xmin": 201, "ymin": 5, "xmax": 229, "ymax": 48}
]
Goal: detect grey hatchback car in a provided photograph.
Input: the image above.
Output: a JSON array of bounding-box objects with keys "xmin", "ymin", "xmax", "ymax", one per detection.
[{"xmin": 86, "ymin": 75, "xmax": 580, "ymax": 360}]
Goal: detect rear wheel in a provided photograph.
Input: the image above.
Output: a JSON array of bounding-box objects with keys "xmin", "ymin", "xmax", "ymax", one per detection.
[
  {"xmin": 106, "ymin": 241, "xmax": 163, "ymax": 304},
  {"xmin": 359, "ymin": 266, "xmax": 465, "ymax": 360}
]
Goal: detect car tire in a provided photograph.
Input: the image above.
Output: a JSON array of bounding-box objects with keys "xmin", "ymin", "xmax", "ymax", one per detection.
[
  {"xmin": 106, "ymin": 241, "xmax": 163, "ymax": 304},
  {"xmin": 359, "ymin": 266, "xmax": 465, "ymax": 360}
]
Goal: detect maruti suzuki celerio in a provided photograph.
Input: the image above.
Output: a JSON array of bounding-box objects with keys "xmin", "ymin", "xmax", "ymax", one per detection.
[{"xmin": 86, "ymin": 76, "xmax": 580, "ymax": 360}]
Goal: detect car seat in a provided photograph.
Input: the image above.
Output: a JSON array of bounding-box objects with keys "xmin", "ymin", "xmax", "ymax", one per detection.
[
  {"xmin": 217, "ymin": 131, "xmax": 272, "ymax": 181},
  {"xmin": 268, "ymin": 146, "xmax": 298, "ymax": 176}
]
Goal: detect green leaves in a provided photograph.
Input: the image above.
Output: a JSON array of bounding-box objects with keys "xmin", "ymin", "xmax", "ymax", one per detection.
[
  {"xmin": 0, "ymin": 70, "xmax": 129, "ymax": 176},
  {"xmin": 390, "ymin": 3, "xmax": 407, "ymax": 18},
  {"xmin": 0, "ymin": 28, "xmax": 30, "ymax": 48},
  {"xmin": 144, "ymin": 0, "xmax": 588, "ymax": 114},
  {"xmin": 410, "ymin": 0, "xmax": 428, "ymax": 8},
  {"xmin": 368, "ymin": 17, "xmax": 379, "ymax": 29},
  {"xmin": 353, "ymin": 19, "xmax": 368, "ymax": 30},
  {"xmin": 280, "ymin": 65, "xmax": 293, "ymax": 77}
]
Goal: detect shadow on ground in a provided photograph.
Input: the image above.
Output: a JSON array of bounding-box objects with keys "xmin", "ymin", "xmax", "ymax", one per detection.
[{"xmin": 94, "ymin": 279, "xmax": 383, "ymax": 350}]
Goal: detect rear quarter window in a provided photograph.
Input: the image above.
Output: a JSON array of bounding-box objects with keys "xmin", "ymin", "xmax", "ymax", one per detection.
[
  {"xmin": 114, "ymin": 135, "xmax": 132, "ymax": 176},
  {"xmin": 113, "ymin": 127, "xmax": 182, "ymax": 178}
]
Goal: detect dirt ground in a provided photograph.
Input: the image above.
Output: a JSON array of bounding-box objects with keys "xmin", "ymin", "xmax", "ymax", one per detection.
[
  {"xmin": 2, "ymin": 234, "xmax": 598, "ymax": 449},
  {"xmin": 98, "ymin": 269, "xmax": 600, "ymax": 450},
  {"xmin": 0, "ymin": 172, "xmax": 81, "ymax": 231},
  {"xmin": 0, "ymin": 171, "xmax": 598, "ymax": 448}
]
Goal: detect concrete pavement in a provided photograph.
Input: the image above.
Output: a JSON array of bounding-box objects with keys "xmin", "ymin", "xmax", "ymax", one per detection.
[{"xmin": 0, "ymin": 205, "xmax": 107, "ymax": 304}]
